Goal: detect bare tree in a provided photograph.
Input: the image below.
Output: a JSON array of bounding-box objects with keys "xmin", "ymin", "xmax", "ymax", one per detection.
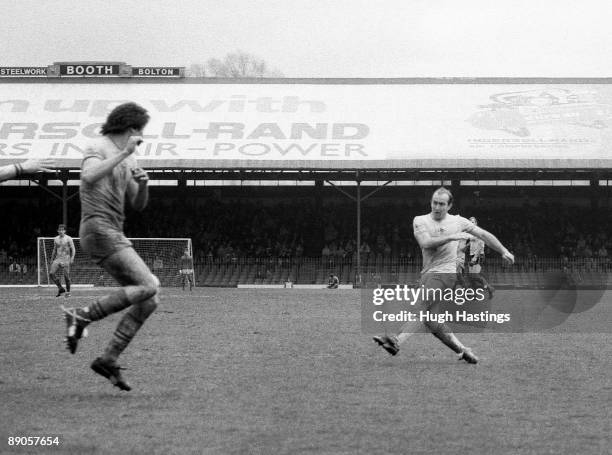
[
  {"xmin": 185, "ymin": 63, "xmax": 206, "ymax": 77},
  {"xmin": 205, "ymin": 50, "xmax": 283, "ymax": 77}
]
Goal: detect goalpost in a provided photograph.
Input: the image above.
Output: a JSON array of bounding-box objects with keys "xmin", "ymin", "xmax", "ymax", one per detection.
[{"xmin": 37, "ymin": 237, "xmax": 195, "ymax": 287}]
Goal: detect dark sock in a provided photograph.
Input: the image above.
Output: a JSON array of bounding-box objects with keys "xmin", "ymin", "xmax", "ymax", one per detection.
[
  {"xmin": 102, "ymin": 300, "xmax": 157, "ymax": 362},
  {"xmin": 50, "ymin": 275, "xmax": 62, "ymax": 289},
  {"xmin": 103, "ymin": 311, "xmax": 144, "ymax": 362},
  {"xmin": 82, "ymin": 289, "xmax": 131, "ymax": 321}
]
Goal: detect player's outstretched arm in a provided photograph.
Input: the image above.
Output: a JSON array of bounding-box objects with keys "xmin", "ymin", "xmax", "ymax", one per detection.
[
  {"xmin": 0, "ymin": 158, "xmax": 56, "ymax": 182},
  {"xmin": 470, "ymin": 227, "xmax": 515, "ymax": 264},
  {"xmin": 81, "ymin": 136, "xmax": 142, "ymax": 184},
  {"xmin": 0, "ymin": 164, "xmax": 19, "ymax": 182},
  {"xmin": 21, "ymin": 158, "xmax": 56, "ymax": 174}
]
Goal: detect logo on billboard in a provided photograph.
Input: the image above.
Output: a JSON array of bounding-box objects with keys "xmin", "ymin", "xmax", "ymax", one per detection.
[{"xmin": 468, "ymin": 88, "xmax": 612, "ymax": 136}]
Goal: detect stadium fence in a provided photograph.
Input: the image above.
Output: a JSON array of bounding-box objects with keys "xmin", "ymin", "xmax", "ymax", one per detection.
[{"xmin": 1, "ymin": 255, "xmax": 610, "ymax": 287}]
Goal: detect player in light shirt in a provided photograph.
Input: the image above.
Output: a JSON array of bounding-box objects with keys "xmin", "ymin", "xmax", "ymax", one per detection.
[
  {"xmin": 374, "ymin": 187, "xmax": 514, "ymax": 363},
  {"xmin": 49, "ymin": 224, "xmax": 75, "ymax": 297},
  {"xmin": 61, "ymin": 102, "xmax": 158, "ymax": 391}
]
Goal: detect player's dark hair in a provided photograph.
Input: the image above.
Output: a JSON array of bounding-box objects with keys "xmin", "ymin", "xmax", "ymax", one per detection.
[
  {"xmin": 433, "ymin": 187, "xmax": 453, "ymax": 205},
  {"xmin": 58, "ymin": 224, "xmax": 66, "ymax": 230},
  {"xmin": 100, "ymin": 102, "xmax": 150, "ymax": 135}
]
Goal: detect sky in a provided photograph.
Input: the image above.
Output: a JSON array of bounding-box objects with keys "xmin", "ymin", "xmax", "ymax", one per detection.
[{"xmin": 3, "ymin": 0, "xmax": 612, "ymax": 78}]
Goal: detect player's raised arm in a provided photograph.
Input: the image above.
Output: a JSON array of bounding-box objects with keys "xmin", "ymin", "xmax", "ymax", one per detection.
[
  {"xmin": 127, "ymin": 167, "xmax": 149, "ymax": 211},
  {"xmin": 468, "ymin": 225, "xmax": 514, "ymax": 264},
  {"xmin": 81, "ymin": 136, "xmax": 142, "ymax": 185}
]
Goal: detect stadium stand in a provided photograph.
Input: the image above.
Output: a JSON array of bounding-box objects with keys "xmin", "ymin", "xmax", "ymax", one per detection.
[{"xmin": 2, "ymin": 185, "xmax": 611, "ymax": 286}]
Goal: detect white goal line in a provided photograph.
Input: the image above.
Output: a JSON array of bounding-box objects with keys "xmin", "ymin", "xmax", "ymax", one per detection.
[{"xmin": 0, "ymin": 284, "xmax": 95, "ymax": 288}]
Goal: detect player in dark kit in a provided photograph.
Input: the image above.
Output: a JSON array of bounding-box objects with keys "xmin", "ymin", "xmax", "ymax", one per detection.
[
  {"xmin": 61, "ymin": 102, "xmax": 158, "ymax": 391},
  {"xmin": 465, "ymin": 216, "xmax": 495, "ymax": 299},
  {"xmin": 179, "ymin": 248, "xmax": 194, "ymax": 291}
]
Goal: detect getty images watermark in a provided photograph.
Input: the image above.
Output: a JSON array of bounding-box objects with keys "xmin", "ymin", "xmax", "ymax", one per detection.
[
  {"xmin": 369, "ymin": 283, "xmax": 510, "ymax": 325},
  {"xmin": 360, "ymin": 272, "xmax": 610, "ymax": 333}
]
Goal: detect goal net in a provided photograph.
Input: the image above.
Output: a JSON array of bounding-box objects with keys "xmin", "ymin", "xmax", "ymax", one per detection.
[{"xmin": 37, "ymin": 237, "xmax": 194, "ymax": 287}]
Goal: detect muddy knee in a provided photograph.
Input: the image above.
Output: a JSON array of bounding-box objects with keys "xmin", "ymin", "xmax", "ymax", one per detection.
[
  {"xmin": 137, "ymin": 297, "xmax": 158, "ymax": 319},
  {"xmin": 125, "ymin": 274, "xmax": 160, "ymax": 303},
  {"xmin": 144, "ymin": 273, "xmax": 161, "ymax": 304},
  {"xmin": 132, "ymin": 275, "xmax": 160, "ymax": 319}
]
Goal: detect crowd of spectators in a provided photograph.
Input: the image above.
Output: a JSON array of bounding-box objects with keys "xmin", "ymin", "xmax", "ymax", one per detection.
[{"xmin": 2, "ymin": 194, "xmax": 612, "ymax": 271}]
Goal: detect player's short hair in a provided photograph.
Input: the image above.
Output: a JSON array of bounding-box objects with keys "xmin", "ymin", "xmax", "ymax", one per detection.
[
  {"xmin": 57, "ymin": 224, "xmax": 66, "ymax": 230},
  {"xmin": 432, "ymin": 187, "xmax": 453, "ymax": 205},
  {"xmin": 100, "ymin": 102, "xmax": 150, "ymax": 135}
]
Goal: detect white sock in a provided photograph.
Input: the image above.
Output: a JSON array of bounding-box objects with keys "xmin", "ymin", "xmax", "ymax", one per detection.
[{"xmin": 396, "ymin": 332, "xmax": 415, "ymax": 345}]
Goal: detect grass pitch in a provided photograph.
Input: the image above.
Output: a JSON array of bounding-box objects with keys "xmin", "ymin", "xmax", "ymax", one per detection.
[{"xmin": 0, "ymin": 288, "xmax": 610, "ymax": 454}]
